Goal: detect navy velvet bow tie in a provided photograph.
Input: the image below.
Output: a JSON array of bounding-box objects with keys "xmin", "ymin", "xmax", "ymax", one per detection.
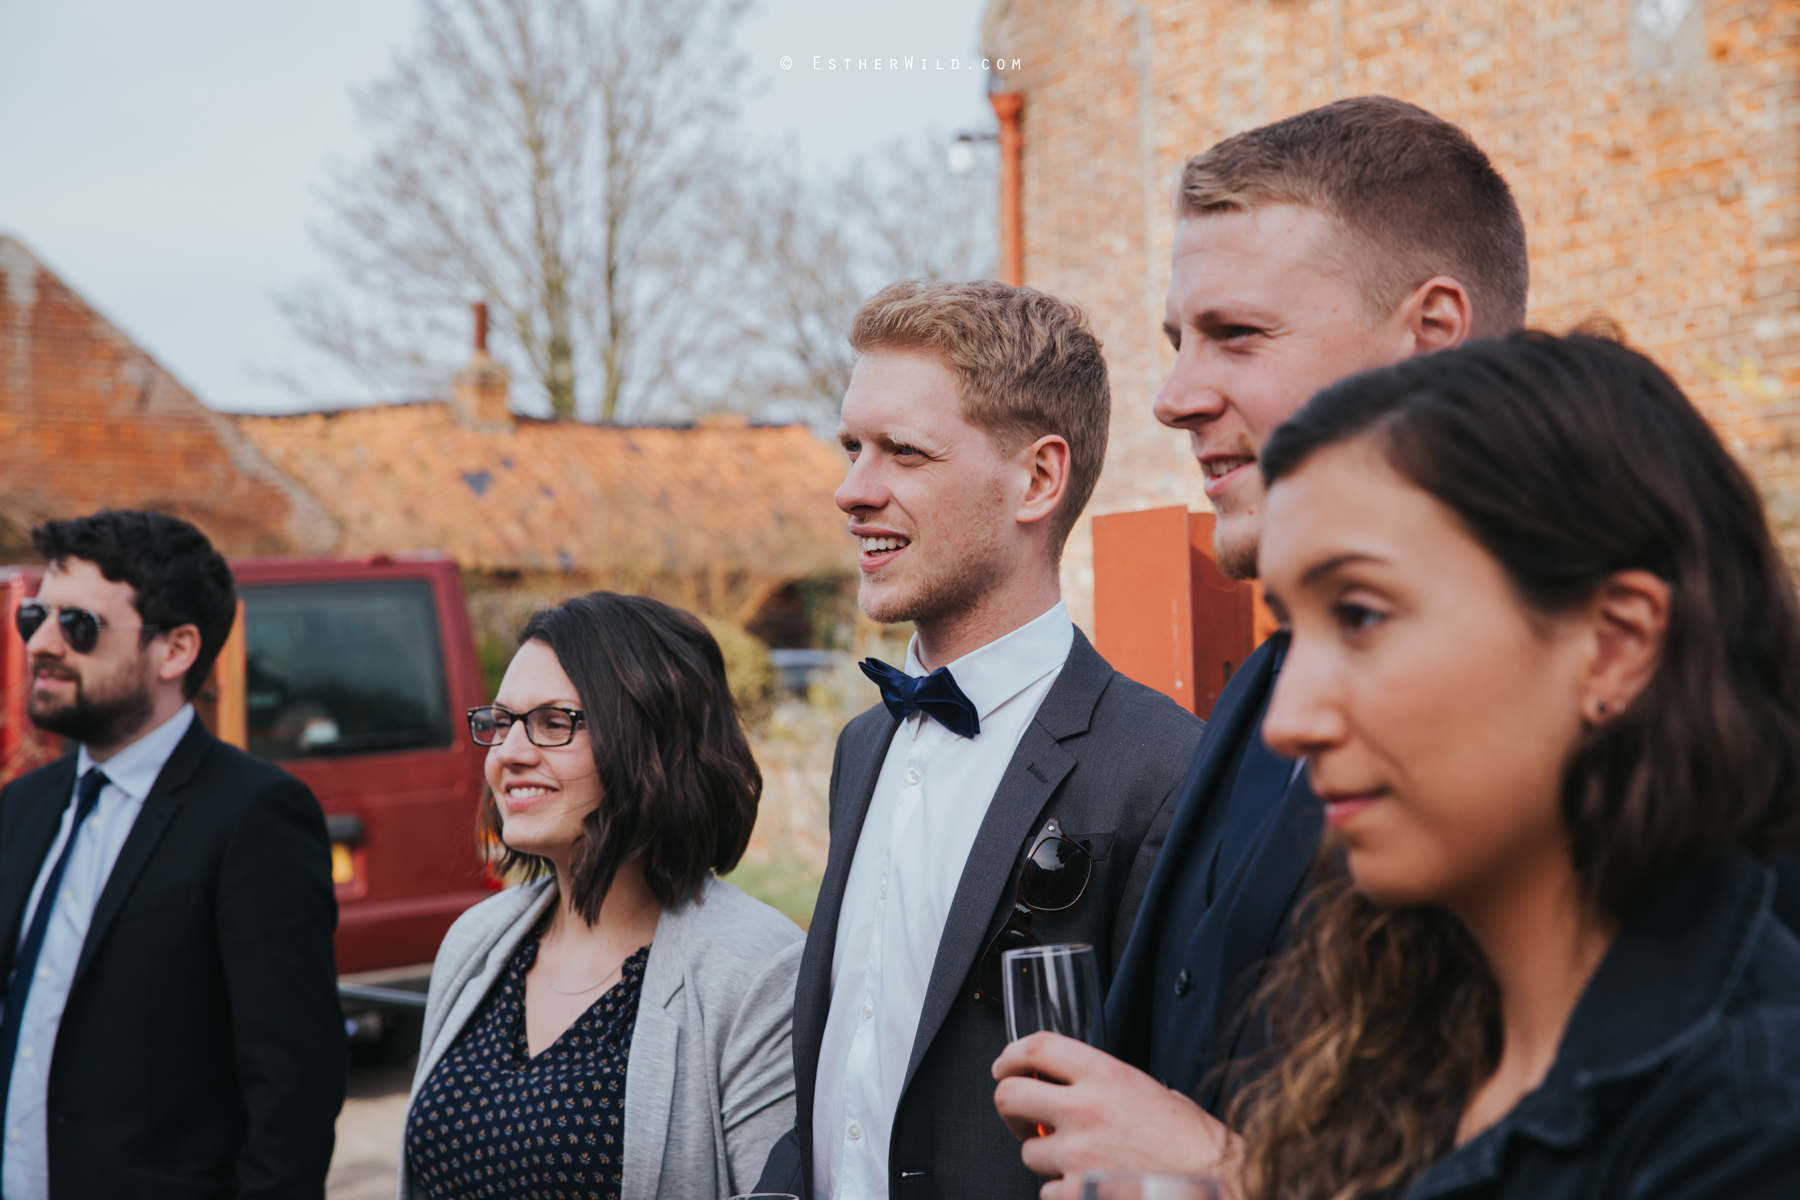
[{"xmin": 859, "ymin": 658, "xmax": 982, "ymax": 738}]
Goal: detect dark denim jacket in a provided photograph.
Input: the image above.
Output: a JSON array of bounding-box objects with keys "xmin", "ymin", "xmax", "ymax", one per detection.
[{"xmin": 1399, "ymin": 852, "xmax": 1800, "ymax": 1199}]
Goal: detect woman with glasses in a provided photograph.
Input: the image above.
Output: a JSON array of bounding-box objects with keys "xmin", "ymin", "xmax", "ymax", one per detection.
[
  {"xmin": 396, "ymin": 592, "xmax": 803, "ymax": 1200},
  {"xmin": 1172, "ymin": 332, "xmax": 1800, "ymax": 1199}
]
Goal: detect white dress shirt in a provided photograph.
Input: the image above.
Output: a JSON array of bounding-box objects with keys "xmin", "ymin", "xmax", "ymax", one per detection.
[
  {"xmin": 3, "ymin": 704, "xmax": 194, "ymax": 1200},
  {"xmin": 812, "ymin": 601, "xmax": 1074, "ymax": 1200}
]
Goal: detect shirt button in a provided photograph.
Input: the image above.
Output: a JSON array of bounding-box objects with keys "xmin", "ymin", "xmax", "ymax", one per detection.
[
  {"xmin": 905, "ymin": 768, "xmax": 920, "ymax": 785},
  {"xmin": 880, "ymin": 884, "xmax": 888, "ymax": 899},
  {"xmin": 18, "ymin": 1047, "xmax": 32, "ymax": 1060},
  {"xmin": 1174, "ymin": 968, "xmax": 1192, "ymax": 997},
  {"xmin": 36, "ymin": 967, "xmax": 50, "ymax": 980},
  {"xmin": 847, "ymin": 1122, "xmax": 863, "ymax": 1141},
  {"xmin": 862, "ymin": 1002, "xmax": 874, "ymax": 1020},
  {"xmin": 61, "ymin": 890, "xmax": 74, "ymax": 904},
  {"xmin": 7, "ymin": 1129, "xmax": 19, "ymax": 1142}
]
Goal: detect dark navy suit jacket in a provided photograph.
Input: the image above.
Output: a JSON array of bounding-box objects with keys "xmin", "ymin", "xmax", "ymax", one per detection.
[{"xmin": 1103, "ymin": 632, "xmax": 1320, "ymax": 1114}]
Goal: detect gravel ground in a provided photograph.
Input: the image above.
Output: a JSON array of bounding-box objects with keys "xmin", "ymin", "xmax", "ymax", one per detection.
[{"xmin": 329, "ymin": 1059, "xmax": 415, "ymax": 1200}]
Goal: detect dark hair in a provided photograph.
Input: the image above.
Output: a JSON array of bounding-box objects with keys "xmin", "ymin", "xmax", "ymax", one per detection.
[
  {"xmin": 1180, "ymin": 96, "xmax": 1529, "ymax": 337},
  {"xmin": 1235, "ymin": 331, "xmax": 1800, "ymax": 1199},
  {"xmin": 482, "ymin": 592, "xmax": 761, "ymax": 918},
  {"xmin": 31, "ymin": 510, "xmax": 237, "ymax": 700}
]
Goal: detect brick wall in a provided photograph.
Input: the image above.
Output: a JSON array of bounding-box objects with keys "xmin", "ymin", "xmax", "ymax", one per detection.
[
  {"xmin": 987, "ymin": 0, "xmax": 1800, "ymax": 631},
  {"xmin": 0, "ymin": 235, "xmax": 338, "ymax": 558}
]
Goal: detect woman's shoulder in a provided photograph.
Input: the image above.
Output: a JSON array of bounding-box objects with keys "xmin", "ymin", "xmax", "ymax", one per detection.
[
  {"xmin": 436, "ymin": 876, "xmax": 556, "ymax": 967},
  {"xmin": 651, "ymin": 875, "xmax": 801, "ymax": 990},
  {"xmin": 669, "ymin": 874, "xmax": 805, "ymax": 955}
]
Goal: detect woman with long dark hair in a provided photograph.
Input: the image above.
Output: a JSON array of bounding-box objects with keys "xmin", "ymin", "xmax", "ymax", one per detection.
[
  {"xmin": 397, "ymin": 592, "xmax": 803, "ymax": 1200},
  {"xmin": 1234, "ymin": 332, "xmax": 1800, "ymax": 1197}
]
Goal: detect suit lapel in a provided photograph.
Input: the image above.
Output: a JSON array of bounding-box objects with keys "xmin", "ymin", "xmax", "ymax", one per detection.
[
  {"xmin": 1132, "ymin": 636, "xmax": 1282, "ymax": 931},
  {"xmin": 68, "ymin": 721, "xmax": 214, "ymax": 997},
  {"xmin": 623, "ymin": 894, "xmax": 695, "ymax": 1200},
  {"xmin": 902, "ymin": 723, "xmax": 1075, "ymax": 1090},
  {"xmin": 1102, "ymin": 633, "xmax": 1284, "ymax": 1068},
  {"xmin": 0, "ymin": 756, "xmax": 78, "ymax": 981},
  {"xmin": 899, "ymin": 631, "xmax": 1111, "ymax": 1092},
  {"xmin": 1201, "ymin": 767, "xmax": 1322, "ymax": 1111}
]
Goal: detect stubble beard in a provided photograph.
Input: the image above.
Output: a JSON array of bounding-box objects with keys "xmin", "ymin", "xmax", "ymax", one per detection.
[
  {"xmin": 858, "ymin": 532, "xmax": 1011, "ymax": 633},
  {"xmin": 1211, "ymin": 502, "xmax": 1261, "ymax": 581},
  {"xmin": 1214, "ymin": 526, "xmax": 1259, "ymax": 581},
  {"xmin": 27, "ymin": 655, "xmax": 158, "ymax": 748}
]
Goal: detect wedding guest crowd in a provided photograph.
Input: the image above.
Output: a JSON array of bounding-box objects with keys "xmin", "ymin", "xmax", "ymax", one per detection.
[{"xmin": 3, "ymin": 92, "xmax": 1798, "ymax": 1200}]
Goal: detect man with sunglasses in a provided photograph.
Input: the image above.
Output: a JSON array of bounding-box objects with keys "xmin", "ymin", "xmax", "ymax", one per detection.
[
  {"xmin": 0, "ymin": 511, "xmax": 343, "ymax": 1200},
  {"xmin": 752, "ymin": 280, "xmax": 1201, "ymax": 1200}
]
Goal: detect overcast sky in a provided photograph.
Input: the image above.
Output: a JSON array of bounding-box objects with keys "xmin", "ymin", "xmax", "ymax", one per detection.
[{"xmin": 0, "ymin": 0, "xmax": 992, "ymax": 413}]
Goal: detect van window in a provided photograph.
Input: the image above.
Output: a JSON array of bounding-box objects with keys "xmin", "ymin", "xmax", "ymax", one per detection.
[{"xmin": 244, "ymin": 581, "xmax": 453, "ymax": 761}]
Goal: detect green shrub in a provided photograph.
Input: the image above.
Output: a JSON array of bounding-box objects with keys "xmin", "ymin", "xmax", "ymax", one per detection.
[{"xmin": 700, "ymin": 618, "xmax": 775, "ymax": 728}]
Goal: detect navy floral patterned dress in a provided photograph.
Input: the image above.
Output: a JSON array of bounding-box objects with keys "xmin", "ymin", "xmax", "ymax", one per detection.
[{"xmin": 405, "ymin": 937, "xmax": 652, "ymax": 1199}]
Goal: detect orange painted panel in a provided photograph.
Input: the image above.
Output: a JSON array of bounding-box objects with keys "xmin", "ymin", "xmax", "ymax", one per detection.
[
  {"xmin": 1093, "ymin": 506, "xmax": 1195, "ymax": 708},
  {"xmin": 1093, "ymin": 506, "xmax": 1263, "ymax": 719}
]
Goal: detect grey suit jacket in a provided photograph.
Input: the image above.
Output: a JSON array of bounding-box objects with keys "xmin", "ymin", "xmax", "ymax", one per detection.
[
  {"xmin": 398, "ymin": 873, "xmax": 804, "ymax": 1200},
  {"xmin": 759, "ymin": 628, "xmax": 1203, "ymax": 1199}
]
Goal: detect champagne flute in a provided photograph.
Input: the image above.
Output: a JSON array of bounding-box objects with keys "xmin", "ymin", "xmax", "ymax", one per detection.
[
  {"xmin": 1080, "ymin": 1171, "xmax": 1220, "ymax": 1199},
  {"xmin": 1002, "ymin": 943, "xmax": 1104, "ymax": 1137},
  {"xmin": 1001, "ymin": 942, "xmax": 1103, "ymax": 1043}
]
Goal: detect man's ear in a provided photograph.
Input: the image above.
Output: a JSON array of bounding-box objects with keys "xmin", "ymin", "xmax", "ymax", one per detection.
[
  {"xmin": 1579, "ymin": 569, "xmax": 1670, "ymax": 725},
  {"xmin": 155, "ymin": 624, "xmax": 203, "ymax": 687},
  {"xmin": 1016, "ymin": 434, "xmax": 1072, "ymax": 528},
  {"xmin": 1401, "ymin": 275, "xmax": 1475, "ymax": 355}
]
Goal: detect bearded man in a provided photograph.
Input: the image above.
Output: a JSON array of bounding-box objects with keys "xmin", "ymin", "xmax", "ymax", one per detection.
[
  {"xmin": 0, "ymin": 510, "xmax": 343, "ymax": 1200},
  {"xmin": 753, "ymin": 279, "xmax": 1202, "ymax": 1198}
]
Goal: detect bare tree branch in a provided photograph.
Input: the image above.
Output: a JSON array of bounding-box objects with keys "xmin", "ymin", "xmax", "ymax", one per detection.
[{"xmin": 278, "ymin": 0, "xmax": 747, "ymax": 421}]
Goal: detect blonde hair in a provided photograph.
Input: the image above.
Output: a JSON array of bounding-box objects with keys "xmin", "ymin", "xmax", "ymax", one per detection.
[
  {"xmin": 1180, "ymin": 97, "xmax": 1528, "ymax": 336},
  {"xmin": 849, "ymin": 278, "xmax": 1110, "ymax": 557}
]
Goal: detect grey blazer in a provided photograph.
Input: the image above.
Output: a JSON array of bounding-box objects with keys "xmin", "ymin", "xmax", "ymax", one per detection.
[
  {"xmin": 397, "ymin": 873, "xmax": 804, "ymax": 1200},
  {"xmin": 757, "ymin": 628, "xmax": 1204, "ymax": 1199}
]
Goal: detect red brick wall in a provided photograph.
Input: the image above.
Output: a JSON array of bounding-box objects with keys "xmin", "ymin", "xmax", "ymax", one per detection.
[
  {"xmin": 988, "ymin": 0, "xmax": 1800, "ymax": 631},
  {"xmin": 0, "ymin": 236, "xmax": 337, "ymax": 558}
]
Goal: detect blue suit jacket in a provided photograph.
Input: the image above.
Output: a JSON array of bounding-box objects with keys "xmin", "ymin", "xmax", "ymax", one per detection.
[{"xmin": 1102, "ymin": 632, "xmax": 1321, "ymax": 1114}]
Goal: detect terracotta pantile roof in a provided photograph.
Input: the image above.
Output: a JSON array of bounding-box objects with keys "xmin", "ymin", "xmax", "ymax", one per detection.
[
  {"xmin": 0, "ymin": 234, "xmax": 337, "ymax": 557},
  {"xmin": 234, "ymin": 404, "xmax": 854, "ymax": 622}
]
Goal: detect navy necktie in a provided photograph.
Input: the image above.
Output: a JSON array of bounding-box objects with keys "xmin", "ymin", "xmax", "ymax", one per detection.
[
  {"xmin": 0, "ymin": 767, "xmax": 109, "ymax": 1125},
  {"xmin": 859, "ymin": 658, "xmax": 982, "ymax": 738}
]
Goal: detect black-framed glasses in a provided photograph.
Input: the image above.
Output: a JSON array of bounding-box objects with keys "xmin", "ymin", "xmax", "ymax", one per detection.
[
  {"xmin": 466, "ymin": 704, "xmax": 585, "ymax": 748},
  {"xmin": 15, "ymin": 599, "xmax": 164, "ymax": 655},
  {"xmin": 972, "ymin": 816, "xmax": 1094, "ymax": 1008}
]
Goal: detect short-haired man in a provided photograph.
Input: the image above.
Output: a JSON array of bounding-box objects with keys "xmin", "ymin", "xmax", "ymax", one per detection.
[
  {"xmin": 0, "ymin": 511, "xmax": 344, "ymax": 1199},
  {"xmin": 755, "ymin": 280, "xmax": 1203, "ymax": 1198},
  {"xmin": 992, "ymin": 96, "xmax": 1530, "ymax": 1191}
]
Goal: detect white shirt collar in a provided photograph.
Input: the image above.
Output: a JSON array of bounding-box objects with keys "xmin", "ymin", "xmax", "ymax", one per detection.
[
  {"xmin": 75, "ymin": 704, "xmax": 197, "ymax": 802},
  {"xmin": 903, "ymin": 599, "xmax": 1075, "ymax": 724}
]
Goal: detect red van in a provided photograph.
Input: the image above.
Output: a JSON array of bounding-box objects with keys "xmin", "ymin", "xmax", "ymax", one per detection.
[{"xmin": 2, "ymin": 554, "xmax": 496, "ymax": 1056}]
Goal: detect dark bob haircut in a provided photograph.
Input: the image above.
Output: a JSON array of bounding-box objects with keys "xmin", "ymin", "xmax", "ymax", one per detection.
[
  {"xmin": 1262, "ymin": 331, "xmax": 1800, "ymax": 921},
  {"xmin": 482, "ymin": 592, "xmax": 761, "ymax": 918},
  {"xmin": 32, "ymin": 510, "xmax": 237, "ymax": 700}
]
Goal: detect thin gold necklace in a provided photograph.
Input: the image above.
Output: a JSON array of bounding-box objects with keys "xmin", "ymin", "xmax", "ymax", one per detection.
[{"xmin": 539, "ymin": 958, "xmax": 624, "ymax": 996}]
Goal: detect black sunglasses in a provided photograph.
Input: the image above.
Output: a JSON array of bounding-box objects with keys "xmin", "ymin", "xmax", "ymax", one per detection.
[
  {"xmin": 467, "ymin": 704, "xmax": 586, "ymax": 748},
  {"xmin": 15, "ymin": 599, "xmax": 164, "ymax": 655},
  {"xmin": 971, "ymin": 816, "xmax": 1094, "ymax": 1008}
]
